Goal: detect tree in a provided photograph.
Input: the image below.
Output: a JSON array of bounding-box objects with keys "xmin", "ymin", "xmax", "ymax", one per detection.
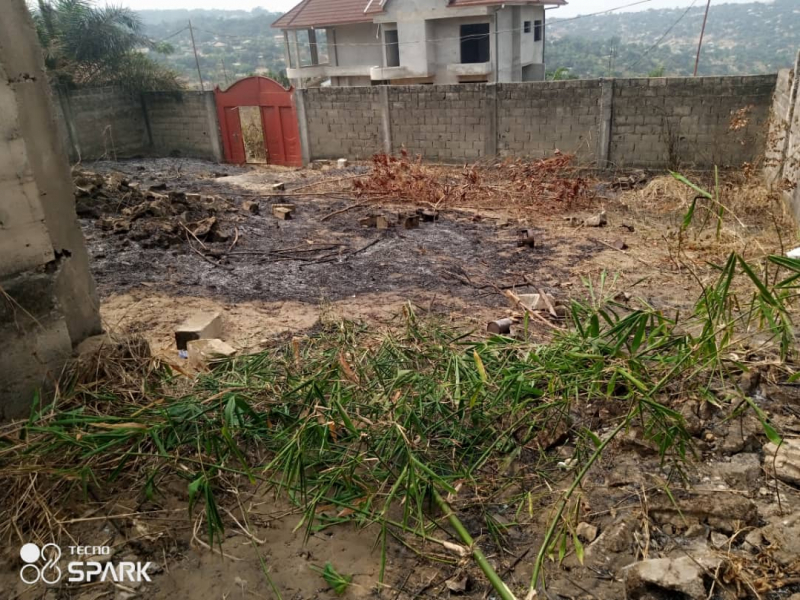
[{"xmin": 30, "ymin": 0, "xmax": 182, "ymax": 91}]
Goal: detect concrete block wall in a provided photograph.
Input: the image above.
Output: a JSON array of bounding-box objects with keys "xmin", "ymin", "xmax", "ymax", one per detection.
[
  {"xmin": 1, "ymin": 0, "xmax": 101, "ymax": 420},
  {"xmin": 143, "ymin": 91, "xmax": 223, "ymax": 161},
  {"xmin": 389, "ymin": 84, "xmax": 486, "ymax": 161},
  {"xmin": 300, "ymin": 75, "xmax": 776, "ymax": 169},
  {"xmin": 610, "ymin": 75, "xmax": 776, "ymax": 168},
  {"xmin": 53, "ymin": 87, "xmax": 222, "ymax": 162},
  {"xmin": 497, "ymin": 79, "xmax": 603, "ymax": 160},
  {"xmin": 304, "ymin": 87, "xmax": 383, "ymax": 159},
  {"xmin": 57, "ymin": 86, "xmax": 149, "ymax": 160}
]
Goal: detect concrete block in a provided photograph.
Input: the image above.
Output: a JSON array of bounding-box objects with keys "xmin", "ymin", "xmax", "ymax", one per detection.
[
  {"xmin": 175, "ymin": 311, "xmax": 223, "ymax": 350},
  {"xmin": 187, "ymin": 338, "xmax": 236, "ymax": 369}
]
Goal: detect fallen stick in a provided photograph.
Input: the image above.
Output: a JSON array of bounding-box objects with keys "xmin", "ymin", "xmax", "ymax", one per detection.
[
  {"xmin": 288, "ymin": 173, "xmax": 365, "ymax": 192},
  {"xmin": 589, "ymin": 237, "xmax": 653, "ymax": 267},
  {"xmin": 503, "ymin": 289, "xmax": 560, "ymax": 330},
  {"xmin": 432, "ymin": 488, "xmax": 518, "ymax": 600},
  {"xmin": 320, "ymin": 200, "xmax": 372, "ymax": 222}
]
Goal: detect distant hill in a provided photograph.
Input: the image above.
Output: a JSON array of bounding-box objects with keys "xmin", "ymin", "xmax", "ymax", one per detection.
[
  {"xmin": 139, "ymin": 8, "xmax": 286, "ymax": 90},
  {"xmin": 136, "ymin": 1, "xmax": 800, "ymax": 88},
  {"xmin": 548, "ymin": 0, "xmax": 800, "ymax": 78}
]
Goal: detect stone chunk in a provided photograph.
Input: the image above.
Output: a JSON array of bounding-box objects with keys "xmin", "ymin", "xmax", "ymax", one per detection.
[
  {"xmin": 625, "ymin": 556, "xmax": 717, "ymax": 600},
  {"xmin": 187, "ymin": 339, "xmax": 236, "ymax": 368},
  {"xmin": 242, "ymin": 200, "xmax": 260, "ymax": 214},
  {"xmin": 576, "ymin": 522, "xmax": 598, "ymax": 542},
  {"xmin": 516, "ymin": 293, "xmax": 555, "ymax": 312},
  {"xmin": 272, "ymin": 204, "xmax": 295, "ymax": 220},
  {"xmin": 648, "ymin": 490, "xmax": 757, "ymax": 534},
  {"xmin": 717, "ymin": 453, "xmax": 761, "ymax": 489},
  {"xmin": 764, "ymin": 439, "xmax": 800, "ymax": 486},
  {"xmin": 337, "ymin": 158, "xmax": 349, "ymax": 169},
  {"xmin": 271, "ymin": 182, "xmax": 286, "ymax": 191},
  {"xmin": 583, "ymin": 211, "xmax": 608, "ymax": 227},
  {"xmin": 175, "ymin": 312, "xmax": 222, "ymax": 350}
]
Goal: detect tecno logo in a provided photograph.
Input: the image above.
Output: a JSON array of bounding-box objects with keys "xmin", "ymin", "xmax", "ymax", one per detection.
[
  {"xmin": 20, "ymin": 543, "xmax": 61, "ymax": 584},
  {"xmin": 19, "ymin": 543, "xmax": 152, "ymax": 585}
]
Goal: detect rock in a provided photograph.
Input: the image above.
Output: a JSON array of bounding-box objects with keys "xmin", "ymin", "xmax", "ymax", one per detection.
[
  {"xmin": 242, "ymin": 200, "xmax": 260, "ymax": 214},
  {"xmin": 515, "ymin": 293, "xmax": 555, "ymax": 312},
  {"xmin": 175, "ymin": 311, "xmax": 223, "ymax": 351},
  {"xmin": 716, "ymin": 453, "xmax": 761, "ymax": 489},
  {"xmin": 445, "ymin": 573, "xmax": 469, "ymax": 594},
  {"xmin": 611, "ymin": 239, "xmax": 628, "ymax": 250},
  {"xmin": 187, "ymin": 339, "xmax": 236, "ymax": 369},
  {"xmin": 359, "ymin": 215, "xmax": 377, "ymax": 227},
  {"xmin": 376, "ymin": 215, "xmax": 392, "ymax": 229},
  {"xmin": 271, "ymin": 182, "xmax": 286, "ymax": 191},
  {"xmin": 648, "ymin": 491, "xmax": 757, "ymax": 534},
  {"xmin": 576, "ymin": 522, "xmax": 598, "ymax": 543},
  {"xmin": 764, "ymin": 439, "xmax": 800, "ymax": 486},
  {"xmin": 337, "ymin": 158, "xmax": 349, "ymax": 169},
  {"xmin": 75, "ymin": 332, "xmax": 118, "ymax": 356},
  {"xmin": 517, "ymin": 229, "xmax": 536, "ymax": 248},
  {"xmin": 710, "ymin": 532, "xmax": 728, "ymax": 549},
  {"xmin": 678, "ymin": 401, "xmax": 703, "ymax": 436},
  {"xmin": 272, "ymin": 204, "xmax": 294, "ymax": 220},
  {"xmin": 416, "ymin": 208, "xmax": 439, "ymax": 222},
  {"xmin": 588, "ymin": 517, "xmax": 636, "ymax": 554},
  {"xmin": 685, "ymin": 523, "xmax": 707, "ymax": 538},
  {"xmin": 743, "ymin": 528, "xmax": 763, "ymax": 550},
  {"xmin": 739, "ymin": 369, "xmax": 761, "ymax": 396},
  {"xmin": 399, "ymin": 213, "xmax": 419, "ymax": 229},
  {"xmin": 716, "ymin": 413, "xmax": 762, "ymax": 454},
  {"xmin": 759, "ymin": 512, "xmax": 800, "ymax": 567},
  {"xmin": 625, "ymin": 556, "xmax": 716, "ymax": 600},
  {"xmin": 583, "ymin": 211, "xmax": 607, "ymax": 227}
]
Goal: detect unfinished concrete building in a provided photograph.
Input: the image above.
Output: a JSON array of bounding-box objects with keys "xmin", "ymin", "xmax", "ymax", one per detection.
[{"xmin": 0, "ymin": 0, "xmax": 101, "ymax": 420}]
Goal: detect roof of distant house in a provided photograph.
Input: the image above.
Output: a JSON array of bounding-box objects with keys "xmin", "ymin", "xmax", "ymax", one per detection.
[{"xmin": 272, "ymin": 0, "xmax": 566, "ymax": 29}]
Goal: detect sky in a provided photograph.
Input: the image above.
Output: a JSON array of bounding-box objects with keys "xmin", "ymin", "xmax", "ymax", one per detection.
[{"xmin": 115, "ymin": 0, "xmax": 771, "ymax": 19}]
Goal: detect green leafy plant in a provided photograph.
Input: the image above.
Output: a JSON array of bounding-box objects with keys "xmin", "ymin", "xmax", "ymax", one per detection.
[{"xmin": 311, "ymin": 562, "xmax": 352, "ymax": 596}]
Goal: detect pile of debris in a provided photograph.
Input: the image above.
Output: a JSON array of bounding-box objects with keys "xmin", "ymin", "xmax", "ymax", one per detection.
[
  {"xmin": 73, "ymin": 169, "xmax": 239, "ymax": 248},
  {"xmin": 497, "ymin": 150, "xmax": 593, "ymax": 204},
  {"xmin": 352, "ymin": 149, "xmax": 595, "ymax": 211}
]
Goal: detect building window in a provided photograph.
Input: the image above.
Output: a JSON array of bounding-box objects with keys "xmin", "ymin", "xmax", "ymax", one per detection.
[
  {"xmin": 534, "ymin": 20, "xmax": 543, "ymax": 42},
  {"xmin": 385, "ymin": 29, "xmax": 400, "ymax": 67},
  {"xmin": 524, "ymin": 21, "xmax": 531, "ymax": 33},
  {"xmin": 460, "ymin": 23, "xmax": 490, "ymax": 64}
]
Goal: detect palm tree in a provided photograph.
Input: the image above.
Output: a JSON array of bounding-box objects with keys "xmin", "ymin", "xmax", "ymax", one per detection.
[{"xmin": 30, "ymin": 0, "xmax": 182, "ymax": 91}]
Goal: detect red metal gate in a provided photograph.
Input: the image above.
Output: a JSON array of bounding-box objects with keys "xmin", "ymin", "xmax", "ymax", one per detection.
[{"xmin": 214, "ymin": 77, "xmax": 302, "ymax": 167}]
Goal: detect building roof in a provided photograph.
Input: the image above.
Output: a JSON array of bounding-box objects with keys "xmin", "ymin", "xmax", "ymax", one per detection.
[
  {"xmin": 272, "ymin": 0, "xmax": 376, "ymax": 29},
  {"xmin": 449, "ymin": 0, "xmax": 566, "ymax": 5},
  {"xmin": 273, "ymin": 0, "xmax": 565, "ymax": 29}
]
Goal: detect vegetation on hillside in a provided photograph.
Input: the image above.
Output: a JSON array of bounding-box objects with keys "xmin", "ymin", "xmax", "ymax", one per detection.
[
  {"xmin": 30, "ymin": 0, "xmax": 182, "ymax": 91},
  {"xmin": 138, "ymin": 8, "xmax": 288, "ymax": 90},
  {"xmin": 548, "ymin": 0, "xmax": 800, "ymax": 78}
]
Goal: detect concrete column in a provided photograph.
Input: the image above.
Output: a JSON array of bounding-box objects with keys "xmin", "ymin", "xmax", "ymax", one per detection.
[
  {"xmin": 485, "ymin": 83, "xmax": 498, "ymax": 157},
  {"xmin": 294, "ymin": 88, "xmax": 311, "ymax": 165},
  {"xmin": 379, "ymin": 85, "xmax": 392, "ymax": 154},
  {"xmin": 0, "ymin": 0, "xmax": 101, "ymax": 419},
  {"xmin": 596, "ymin": 78, "xmax": 614, "ymax": 168},
  {"xmin": 202, "ymin": 91, "xmax": 224, "ymax": 162},
  {"xmin": 308, "ymin": 29, "xmax": 319, "ymax": 65}
]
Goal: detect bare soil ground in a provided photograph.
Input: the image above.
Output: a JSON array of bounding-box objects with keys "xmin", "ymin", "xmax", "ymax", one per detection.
[{"xmin": 2, "ymin": 156, "xmax": 799, "ymax": 600}]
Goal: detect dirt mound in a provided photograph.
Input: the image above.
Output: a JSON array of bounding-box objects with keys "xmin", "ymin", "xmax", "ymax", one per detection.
[{"xmin": 74, "ymin": 169, "xmax": 240, "ymax": 248}]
